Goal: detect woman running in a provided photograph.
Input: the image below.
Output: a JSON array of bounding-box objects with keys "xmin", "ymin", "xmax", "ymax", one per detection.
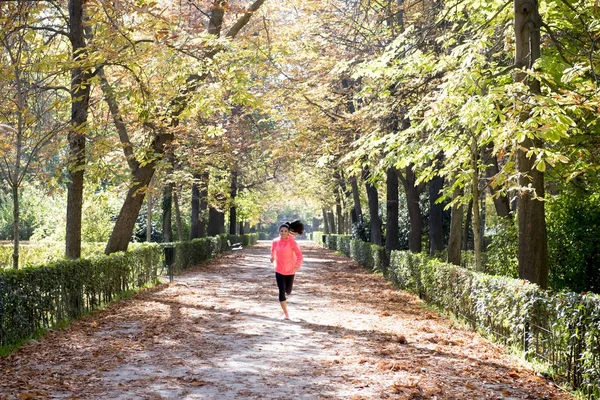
[{"xmin": 270, "ymin": 220, "xmax": 304, "ymax": 319}]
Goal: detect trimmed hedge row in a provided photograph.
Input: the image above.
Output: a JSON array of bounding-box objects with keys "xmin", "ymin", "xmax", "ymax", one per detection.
[
  {"xmin": 0, "ymin": 242, "xmax": 108, "ymax": 270},
  {"xmin": 0, "ymin": 233, "xmax": 258, "ymax": 349},
  {"xmin": 314, "ymin": 233, "xmax": 600, "ymax": 398},
  {"xmin": 0, "ymin": 244, "xmax": 162, "ymax": 348},
  {"xmin": 317, "ymin": 233, "xmax": 385, "ymax": 272},
  {"xmin": 173, "ymin": 233, "xmax": 258, "ymax": 272}
]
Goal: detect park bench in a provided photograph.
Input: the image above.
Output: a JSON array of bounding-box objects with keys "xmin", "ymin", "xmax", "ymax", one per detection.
[{"xmin": 227, "ymin": 240, "xmax": 243, "ymax": 250}]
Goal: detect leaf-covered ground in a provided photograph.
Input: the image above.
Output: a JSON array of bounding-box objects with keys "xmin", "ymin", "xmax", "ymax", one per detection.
[{"xmin": 0, "ymin": 241, "xmax": 572, "ymax": 399}]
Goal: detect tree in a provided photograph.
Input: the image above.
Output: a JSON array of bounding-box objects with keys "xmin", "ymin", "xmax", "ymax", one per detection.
[
  {"xmin": 65, "ymin": 0, "xmax": 92, "ymax": 259},
  {"xmin": 428, "ymin": 154, "xmax": 445, "ymax": 255},
  {"xmin": 100, "ymin": 0, "xmax": 266, "ymax": 254},
  {"xmin": 0, "ymin": 2, "xmax": 67, "ymax": 268},
  {"xmin": 386, "ymin": 166, "xmax": 400, "ymax": 251},
  {"xmin": 514, "ymin": 0, "xmax": 548, "ymax": 288}
]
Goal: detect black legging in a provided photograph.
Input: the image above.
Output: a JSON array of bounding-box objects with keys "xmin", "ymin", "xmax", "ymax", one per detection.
[{"xmin": 275, "ymin": 272, "xmax": 295, "ymax": 302}]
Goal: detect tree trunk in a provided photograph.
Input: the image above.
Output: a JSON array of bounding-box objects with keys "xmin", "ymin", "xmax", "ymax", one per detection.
[
  {"xmin": 12, "ymin": 185, "xmax": 19, "ymax": 269},
  {"xmin": 447, "ymin": 188, "xmax": 463, "ymax": 266},
  {"xmin": 400, "ymin": 166, "xmax": 423, "ymax": 253},
  {"xmin": 199, "ymin": 171, "xmax": 209, "ymax": 237},
  {"xmin": 335, "ymin": 197, "xmax": 343, "ymax": 235},
  {"xmin": 482, "ymin": 144, "xmax": 511, "ymax": 218},
  {"xmin": 229, "ymin": 172, "xmax": 237, "ymax": 235},
  {"xmin": 386, "ymin": 167, "xmax": 400, "ymax": 252},
  {"xmin": 462, "ymin": 199, "xmax": 472, "ymax": 251},
  {"xmin": 174, "ymin": 188, "xmax": 183, "ymax": 242},
  {"xmin": 106, "ymin": 163, "xmax": 157, "ymax": 253},
  {"xmin": 66, "ymin": 0, "xmax": 91, "ymax": 259},
  {"xmin": 327, "ymin": 209, "xmax": 336, "ymax": 235},
  {"xmin": 12, "ymin": 59, "xmax": 24, "ymax": 269},
  {"xmin": 162, "ymin": 150, "xmax": 175, "ymax": 242},
  {"xmin": 471, "ymin": 137, "xmax": 483, "ymax": 271},
  {"xmin": 190, "ymin": 176, "xmax": 201, "ymax": 239},
  {"xmin": 343, "ymin": 180, "xmax": 356, "ymax": 226},
  {"xmin": 322, "ymin": 208, "xmax": 330, "ymax": 234},
  {"xmin": 350, "ymin": 176, "xmax": 363, "ymax": 221},
  {"xmin": 208, "ymin": 206, "xmax": 223, "ymax": 236},
  {"xmin": 162, "ymin": 184, "xmax": 173, "ymax": 243},
  {"xmin": 515, "ymin": 0, "xmax": 548, "ymax": 288},
  {"xmin": 364, "ymin": 168, "xmax": 383, "ymax": 245},
  {"xmin": 429, "ymin": 157, "xmax": 445, "ymax": 255},
  {"xmin": 146, "ymin": 188, "xmax": 153, "ymax": 242}
]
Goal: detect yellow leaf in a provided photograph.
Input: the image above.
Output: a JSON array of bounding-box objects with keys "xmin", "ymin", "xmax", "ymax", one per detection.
[{"xmin": 536, "ymin": 160, "xmax": 546, "ymax": 172}]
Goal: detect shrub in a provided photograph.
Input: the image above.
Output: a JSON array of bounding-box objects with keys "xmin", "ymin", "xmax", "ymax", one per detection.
[
  {"xmin": 351, "ymin": 216, "xmax": 370, "ymax": 242},
  {"xmin": 547, "ymin": 189, "xmax": 600, "ymax": 293},
  {"xmin": 387, "ymin": 250, "xmax": 600, "ymax": 397},
  {"xmin": 312, "ymin": 232, "xmax": 325, "ymax": 246},
  {"xmin": 325, "ymin": 235, "xmax": 339, "ymax": 251},
  {"xmin": 372, "ymin": 245, "xmax": 389, "ymax": 276},
  {"xmin": 485, "ymin": 217, "xmax": 518, "ymax": 278},
  {"xmin": 338, "ymin": 236, "xmax": 352, "ymax": 257},
  {"xmin": 0, "ymin": 244, "xmax": 162, "ymax": 347},
  {"xmin": 0, "ymin": 233, "xmax": 259, "ymax": 350},
  {"xmin": 350, "ymin": 239, "xmax": 374, "ymax": 270}
]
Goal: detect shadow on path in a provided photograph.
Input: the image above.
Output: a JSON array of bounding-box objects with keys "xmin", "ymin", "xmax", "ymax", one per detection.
[{"xmin": 0, "ymin": 240, "xmax": 571, "ymax": 400}]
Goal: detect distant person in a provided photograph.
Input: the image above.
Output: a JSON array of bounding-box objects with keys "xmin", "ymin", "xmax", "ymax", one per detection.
[{"xmin": 270, "ymin": 220, "xmax": 304, "ymax": 319}]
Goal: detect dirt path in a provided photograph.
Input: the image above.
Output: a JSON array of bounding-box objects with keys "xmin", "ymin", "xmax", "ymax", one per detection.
[{"xmin": 0, "ymin": 241, "xmax": 571, "ymax": 400}]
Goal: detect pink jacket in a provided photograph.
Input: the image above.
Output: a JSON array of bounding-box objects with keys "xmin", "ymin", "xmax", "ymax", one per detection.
[{"xmin": 271, "ymin": 236, "xmax": 303, "ymax": 275}]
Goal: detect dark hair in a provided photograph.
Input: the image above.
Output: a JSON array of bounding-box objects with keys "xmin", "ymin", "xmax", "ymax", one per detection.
[
  {"xmin": 287, "ymin": 219, "xmax": 304, "ymax": 235},
  {"xmin": 279, "ymin": 220, "xmax": 304, "ymax": 234}
]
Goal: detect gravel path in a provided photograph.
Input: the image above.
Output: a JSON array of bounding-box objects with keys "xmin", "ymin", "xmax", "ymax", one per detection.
[{"xmin": 0, "ymin": 240, "xmax": 572, "ymax": 399}]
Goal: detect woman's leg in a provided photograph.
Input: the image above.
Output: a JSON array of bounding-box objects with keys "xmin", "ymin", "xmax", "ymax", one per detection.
[
  {"xmin": 275, "ymin": 273, "xmax": 289, "ymax": 318},
  {"xmin": 285, "ymin": 274, "xmax": 295, "ymax": 296}
]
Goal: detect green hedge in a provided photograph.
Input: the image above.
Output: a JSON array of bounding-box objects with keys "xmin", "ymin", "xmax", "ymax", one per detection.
[
  {"xmin": 314, "ymin": 233, "xmax": 388, "ymax": 274},
  {"xmin": 311, "ymin": 232, "xmax": 600, "ymax": 397},
  {"xmin": 0, "ymin": 242, "xmax": 109, "ymax": 270},
  {"xmin": 171, "ymin": 234, "xmax": 258, "ymax": 272},
  {"xmin": 0, "ymin": 244, "xmax": 162, "ymax": 348},
  {"xmin": 388, "ymin": 251, "xmax": 600, "ymax": 398},
  {"xmin": 0, "ymin": 233, "xmax": 259, "ymax": 350},
  {"xmin": 258, "ymin": 232, "xmax": 271, "ymax": 240}
]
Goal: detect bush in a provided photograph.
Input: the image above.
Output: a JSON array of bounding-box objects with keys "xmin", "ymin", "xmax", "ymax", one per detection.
[
  {"xmin": 547, "ymin": 189, "xmax": 600, "ymax": 293},
  {"xmin": 312, "ymin": 231, "xmax": 600, "ymax": 397},
  {"xmin": 387, "ymin": 250, "xmax": 600, "ymax": 397},
  {"xmin": 0, "ymin": 244, "xmax": 162, "ymax": 347},
  {"xmin": 351, "ymin": 216, "xmax": 370, "ymax": 242},
  {"xmin": 312, "ymin": 232, "xmax": 325, "ymax": 246},
  {"xmin": 338, "ymin": 236, "xmax": 352, "ymax": 257},
  {"xmin": 484, "ymin": 217, "xmax": 518, "ymax": 278},
  {"xmin": 0, "ymin": 233, "xmax": 259, "ymax": 350},
  {"xmin": 372, "ymin": 245, "xmax": 389, "ymax": 276},
  {"xmin": 325, "ymin": 235, "xmax": 339, "ymax": 251},
  {"xmin": 350, "ymin": 239, "xmax": 374, "ymax": 270}
]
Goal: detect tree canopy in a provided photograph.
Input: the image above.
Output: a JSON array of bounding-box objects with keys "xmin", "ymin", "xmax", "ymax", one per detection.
[{"xmin": 1, "ymin": 0, "xmax": 600, "ymax": 292}]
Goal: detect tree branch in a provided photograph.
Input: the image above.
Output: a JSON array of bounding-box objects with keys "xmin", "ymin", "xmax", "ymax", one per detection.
[
  {"xmin": 226, "ymin": 0, "xmax": 267, "ymax": 38},
  {"xmin": 98, "ymin": 66, "xmax": 140, "ymax": 173}
]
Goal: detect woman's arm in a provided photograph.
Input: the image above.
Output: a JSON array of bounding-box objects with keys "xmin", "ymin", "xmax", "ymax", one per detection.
[
  {"xmin": 292, "ymin": 240, "xmax": 303, "ymax": 270},
  {"xmin": 270, "ymin": 241, "xmax": 275, "ymax": 263}
]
